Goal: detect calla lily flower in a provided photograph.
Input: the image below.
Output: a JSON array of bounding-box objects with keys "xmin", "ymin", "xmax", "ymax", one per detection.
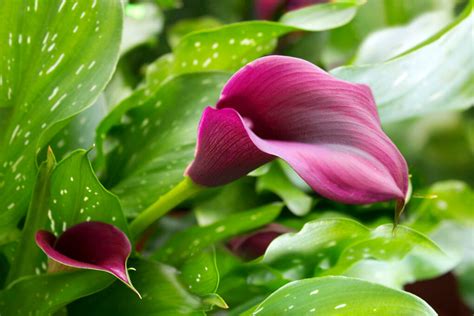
[
  {"xmin": 229, "ymin": 224, "xmax": 291, "ymax": 259},
  {"xmin": 255, "ymin": 0, "xmax": 328, "ymax": 20},
  {"xmin": 186, "ymin": 56, "xmax": 409, "ymax": 205},
  {"xmin": 36, "ymin": 221, "xmax": 140, "ymax": 297}
]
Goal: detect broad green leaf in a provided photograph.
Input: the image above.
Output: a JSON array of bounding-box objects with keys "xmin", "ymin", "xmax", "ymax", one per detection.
[
  {"xmin": 279, "ymin": 0, "xmax": 362, "ymax": 31},
  {"xmin": 406, "ymin": 181, "xmax": 474, "ymax": 232},
  {"xmin": 0, "ymin": 0, "xmax": 123, "ymax": 237},
  {"xmin": 194, "ymin": 178, "xmax": 261, "ymax": 226},
  {"xmin": 7, "ymin": 149, "xmax": 128, "ymax": 284},
  {"xmin": 100, "ymin": 73, "xmax": 230, "ymax": 216},
  {"xmin": 243, "ymin": 276, "xmax": 436, "ymax": 315},
  {"xmin": 354, "ymin": 11, "xmax": 452, "ymax": 64},
  {"xmin": 154, "ymin": 203, "xmax": 283, "ymax": 265},
  {"xmin": 68, "ymin": 259, "xmax": 204, "ymax": 316},
  {"xmin": 261, "ymin": 218, "xmax": 454, "ymax": 286},
  {"xmin": 168, "ymin": 17, "xmax": 222, "ymax": 48},
  {"xmin": 256, "ymin": 163, "xmax": 313, "ymax": 216},
  {"xmin": 332, "ymin": 6, "xmax": 474, "ymax": 122},
  {"xmin": 49, "ymin": 95, "xmax": 108, "ymax": 161},
  {"xmin": 121, "ymin": 3, "xmax": 163, "ymax": 54},
  {"xmin": 180, "ymin": 247, "xmax": 220, "ymax": 296},
  {"xmin": 0, "ymin": 271, "xmax": 112, "ymax": 315}
]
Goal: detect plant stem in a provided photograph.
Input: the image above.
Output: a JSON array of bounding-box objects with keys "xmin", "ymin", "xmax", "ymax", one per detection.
[{"xmin": 129, "ymin": 177, "xmax": 204, "ymax": 239}]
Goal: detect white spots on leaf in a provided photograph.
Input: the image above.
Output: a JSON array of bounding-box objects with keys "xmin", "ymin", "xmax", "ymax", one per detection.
[
  {"xmin": 240, "ymin": 38, "xmax": 255, "ymax": 46},
  {"xmin": 7, "ymin": 203, "xmax": 15, "ymax": 210},
  {"xmin": 62, "ymin": 221, "xmax": 67, "ymax": 232},
  {"xmin": 92, "ymin": 0, "xmax": 97, "ymax": 8},
  {"xmin": 310, "ymin": 308, "xmax": 316, "ymax": 312},
  {"xmin": 211, "ymin": 43, "xmax": 219, "ymax": 49},
  {"xmin": 76, "ymin": 64, "xmax": 84, "ymax": 75},
  {"xmin": 35, "ymin": 267, "xmax": 41, "ymax": 275},
  {"xmin": 215, "ymin": 225, "xmax": 225, "ymax": 233},
  {"xmin": 11, "ymin": 155, "xmax": 24, "ymax": 173},
  {"xmin": 80, "ymin": 11, "xmax": 86, "ymax": 19},
  {"xmin": 46, "ymin": 53, "xmax": 65, "ymax": 75},
  {"xmin": 18, "ymin": 34, "xmax": 23, "ymax": 45},
  {"xmin": 202, "ymin": 58, "xmax": 212, "ymax": 68},
  {"xmin": 79, "ymin": 208, "xmax": 84, "ymax": 214},
  {"xmin": 257, "ymin": 32, "xmax": 263, "ymax": 37},
  {"xmin": 192, "ymin": 59, "xmax": 198, "ymax": 66},
  {"xmin": 212, "ymin": 52, "xmax": 219, "ymax": 59},
  {"xmin": 229, "ymin": 38, "xmax": 235, "ymax": 45},
  {"xmin": 88, "ymin": 60, "xmax": 96, "ymax": 69},
  {"xmin": 83, "ymin": 196, "xmax": 89, "ymax": 202},
  {"xmin": 90, "ymin": 85, "xmax": 97, "ymax": 92},
  {"xmin": 47, "ymin": 43, "xmax": 56, "ymax": 52},
  {"xmin": 57, "ymin": 139, "xmax": 65, "ymax": 148},
  {"xmin": 41, "ymin": 123, "xmax": 47, "ymax": 129},
  {"xmin": 34, "ymin": 0, "xmax": 38, "ymax": 11},
  {"xmin": 58, "ymin": 0, "xmax": 66, "ymax": 12},
  {"xmin": 48, "ymin": 209, "xmax": 56, "ymax": 232},
  {"xmin": 50, "ymin": 93, "xmax": 67, "ymax": 111},
  {"xmin": 48, "ymin": 87, "xmax": 59, "ymax": 100},
  {"xmin": 70, "ymin": 177, "xmax": 74, "ymax": 182},
  {"xmin": 8, "ymin": 32, "xmax": 12, "ymax": 46},
  {"xmin": 73, "ymin": 25, "xmax": 79, "ymax": 33},
  {"xmin": 310, "ymin": 289, "xmax": 319, "ymax": 295},
  {"xmin": 194, "ymin": 41, "xmax": 201, "ymax": 48},
  {"xmin": 9, "ymin": 124, "xmax": 20, "ymax": 144},
  {"xmin": 436, "ymin": 200, "xmax": 448, "ymax": 210},
  {"xmin": 335, "ymin": 304, "xmax": 347, "ymax": 310},
  {"xmin": 72, "ymin": 1, "xmax": 79, "ymax": 10},
  {"xmin": 86, "ymin": 216, "xmax": 91, "ymax": 221},
  {"xmin": 393, "ymin": 72, "xmax": 407, "ymax": 87}
]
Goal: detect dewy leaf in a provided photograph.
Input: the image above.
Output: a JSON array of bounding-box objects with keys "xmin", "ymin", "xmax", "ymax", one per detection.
[
  {"xmin": 354, "ymin": 11, "xmax": 452, "ymax": 65},
  {"xmin": 256, "ymin": 162, "xmax": 313, "ymax": 216},
  {"xmin": 154, "ymin": 203, "xmax": 283, "ymax": 265},
  {"xmin": 332, "ymin": 6, "xmax": 474, "ymax": 123},
  {"xmin": 261, "ymin": 218, "xmax": 454, "ymax": 286},
  {"xmin": 0, "ymin": 270, "xmax": 112, "ymax": 315},
  {"xmin": 100, "ymin": 73, "xmax": 231, "ymax": 216},
  {"xmin": 0, "ymin": 0, "xmax": 123, "ymax": 237},
  {"xmin": 243, "ymin": 276, "xmax": 436, "ymax": 316},
  {"xmin": 68, "ymin": 259, "xmax": 204, "ymax": 316},
  {"xmin": 279, "ymin": 0, "xmax": 363, "ymax": 31},
  {"xmin": 49, "ymin": 95, "xmax": 108, "ymax": 161},
  {"xmin": 7, "ymin": 149, "xmax": 128, "ymax": 284},
  {"xmin": 179, "ymin": 247, "xmax": 220, "ymax": 296}
]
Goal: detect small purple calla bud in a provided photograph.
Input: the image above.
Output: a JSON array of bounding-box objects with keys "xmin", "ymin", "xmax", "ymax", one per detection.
[
  {"xmin": 36, "ymin": 221, "xmax": 140, "ymax": 297},
  {"xmin": 186, "ymin": 56, "xmax": 409, "ymax": 206},
  {"xmin": 228, "ymin": 224, "xmax": 291, "ymax": 259}
]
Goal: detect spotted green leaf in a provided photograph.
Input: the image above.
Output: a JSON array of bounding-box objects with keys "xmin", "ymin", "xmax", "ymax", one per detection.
[
  {"xmin": 7, "ymin": 149, "xmax": 128, "ymax": 284},
  {"xmin": 332, "ymin": 5, "xmax": 474, "ymax": 122},
  {"xmin": 279, "ymin": 0, "xmax": 363, "ymax": 31},
  {"xmin": 99, "ymin": 73, "xmax": 230, "ymax": 216},
  {"xmin": 154, "ymin": 203, "xmax": 283, "ymax": 265},
  {"xmin": 261, "ymin": 218, "xmax": 454, "ymax": 287},
  {"xmin": 68, "ymin": 259, "xmax": 205, "ymax": 316},
  {"xmin": 256, "ymin": 163, "xmax": 313, "ymax": 216},
  {"xmin": 0, "ymin": 0, "xmax": 123, "ymax": 240},
  {"xmin": 243, "ymin": 276, "xmax": 436, "ymax": 315},
  {"xmin": 0, "ymin": 270, "xmax": 112, "ymax": 315},
  {"xmin": 167, "ymin": 17, "xmax": 222, "ymax": 48},
  {"xmin": 180, "ymin": 247, "xmax": 220, "ymax": 296}
]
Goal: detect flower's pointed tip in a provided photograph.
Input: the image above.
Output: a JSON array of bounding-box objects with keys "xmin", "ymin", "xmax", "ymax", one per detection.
[{"xmin": 114, "ymin": 265, "xmax": 142, "ymax": 299}]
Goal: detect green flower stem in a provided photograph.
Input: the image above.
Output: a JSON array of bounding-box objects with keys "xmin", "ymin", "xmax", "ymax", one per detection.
[{"xmin": 129, "ymin": 177, "xmax": 204, "ymax": 239}]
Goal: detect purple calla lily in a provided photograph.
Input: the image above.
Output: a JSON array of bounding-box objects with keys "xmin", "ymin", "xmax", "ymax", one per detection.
[
  {"xmin": 186, "ymin": 56, "xmax": 409, "ymax": 205},
  {"xmin": 255, "ymin": 0, "xmax": 328, "ymax": 20},
  {"xmin": 36, "ymin": 221, "xmax": 140, "ymax": 297}
]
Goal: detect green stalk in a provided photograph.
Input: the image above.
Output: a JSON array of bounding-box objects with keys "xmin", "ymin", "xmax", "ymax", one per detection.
[{"xmin": 129, "ymin": 177, "xmax": 204, "ymax": 239}]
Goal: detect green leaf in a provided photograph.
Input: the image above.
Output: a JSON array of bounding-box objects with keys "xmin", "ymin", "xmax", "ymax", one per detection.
[
  {"xmin": 243, "ymin": 276, "xmax": 436, "ymax": 315},
  {"xmin": 406, "ymin": 181, "xmax": 474, "ymax": 232},
  {"xmin": 354, "ymin": 11, "xmax": 452, "ymax": 64},
  {"xmin": 0, "ymin": 271, "xmax": 112, "ymax": 315},
  {"xmin": 122, "ymin": 3, "xmax": 163, "ymax": 54},
  {"xmin": 0, "ymin": 0, "xmax": 123, "ymax": 236},
  {"xmin": 154, "ymin": 203, "xmax": 283, "ymax": 265},
  {"xmin": 68, "ymin": 259, "xmax": 204, "ymax": 316},
  {"xmin": 100, "ymin": 73, "xmax": 230, "ymax": 216},
  {"xmin": 49, "ymin": 95, "xmax": 108, "ymax": 161},
  {"xmin": 7, "ymin": 149, "xmax": 128, "ymax": 284},
  {"xmin": 180, "ymin": 247, "xmax": 220, "ymax": 296},
  {"xmin": 256, "ymin": 162, "xmax": 313, "ymax": 216},
  {"xmin": 167, "ymin": 17, "xmax": 222, "ymax": 48},
  {"xmin": 332, "ymin": 6, "xmax": 474, "ymax": 122},
  {"xmin": 279, "ymin": 0, "xmax": 362, "ymax": 31},
  {"xmin": 261, "ymin": 218, "xmax": 454, "ymax": 287}
]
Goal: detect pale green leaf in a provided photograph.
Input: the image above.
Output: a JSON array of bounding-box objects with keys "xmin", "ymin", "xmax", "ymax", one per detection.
[
  {"xmin": 0, "ymin": 0, "xmax": 123, "ymax": 237},
  {"xmin": 243, "ymin": 276, "xmax": 436, "ymax": 315},
  {"xmin": 332, "ymin": 7, "xmax": 474, "ymax": 122}
]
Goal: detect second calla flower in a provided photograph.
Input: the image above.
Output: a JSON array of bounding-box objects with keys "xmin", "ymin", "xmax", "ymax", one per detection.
[{"xmin": 186, "ymin": 56, "xmax": 409, "ymax": 205}]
